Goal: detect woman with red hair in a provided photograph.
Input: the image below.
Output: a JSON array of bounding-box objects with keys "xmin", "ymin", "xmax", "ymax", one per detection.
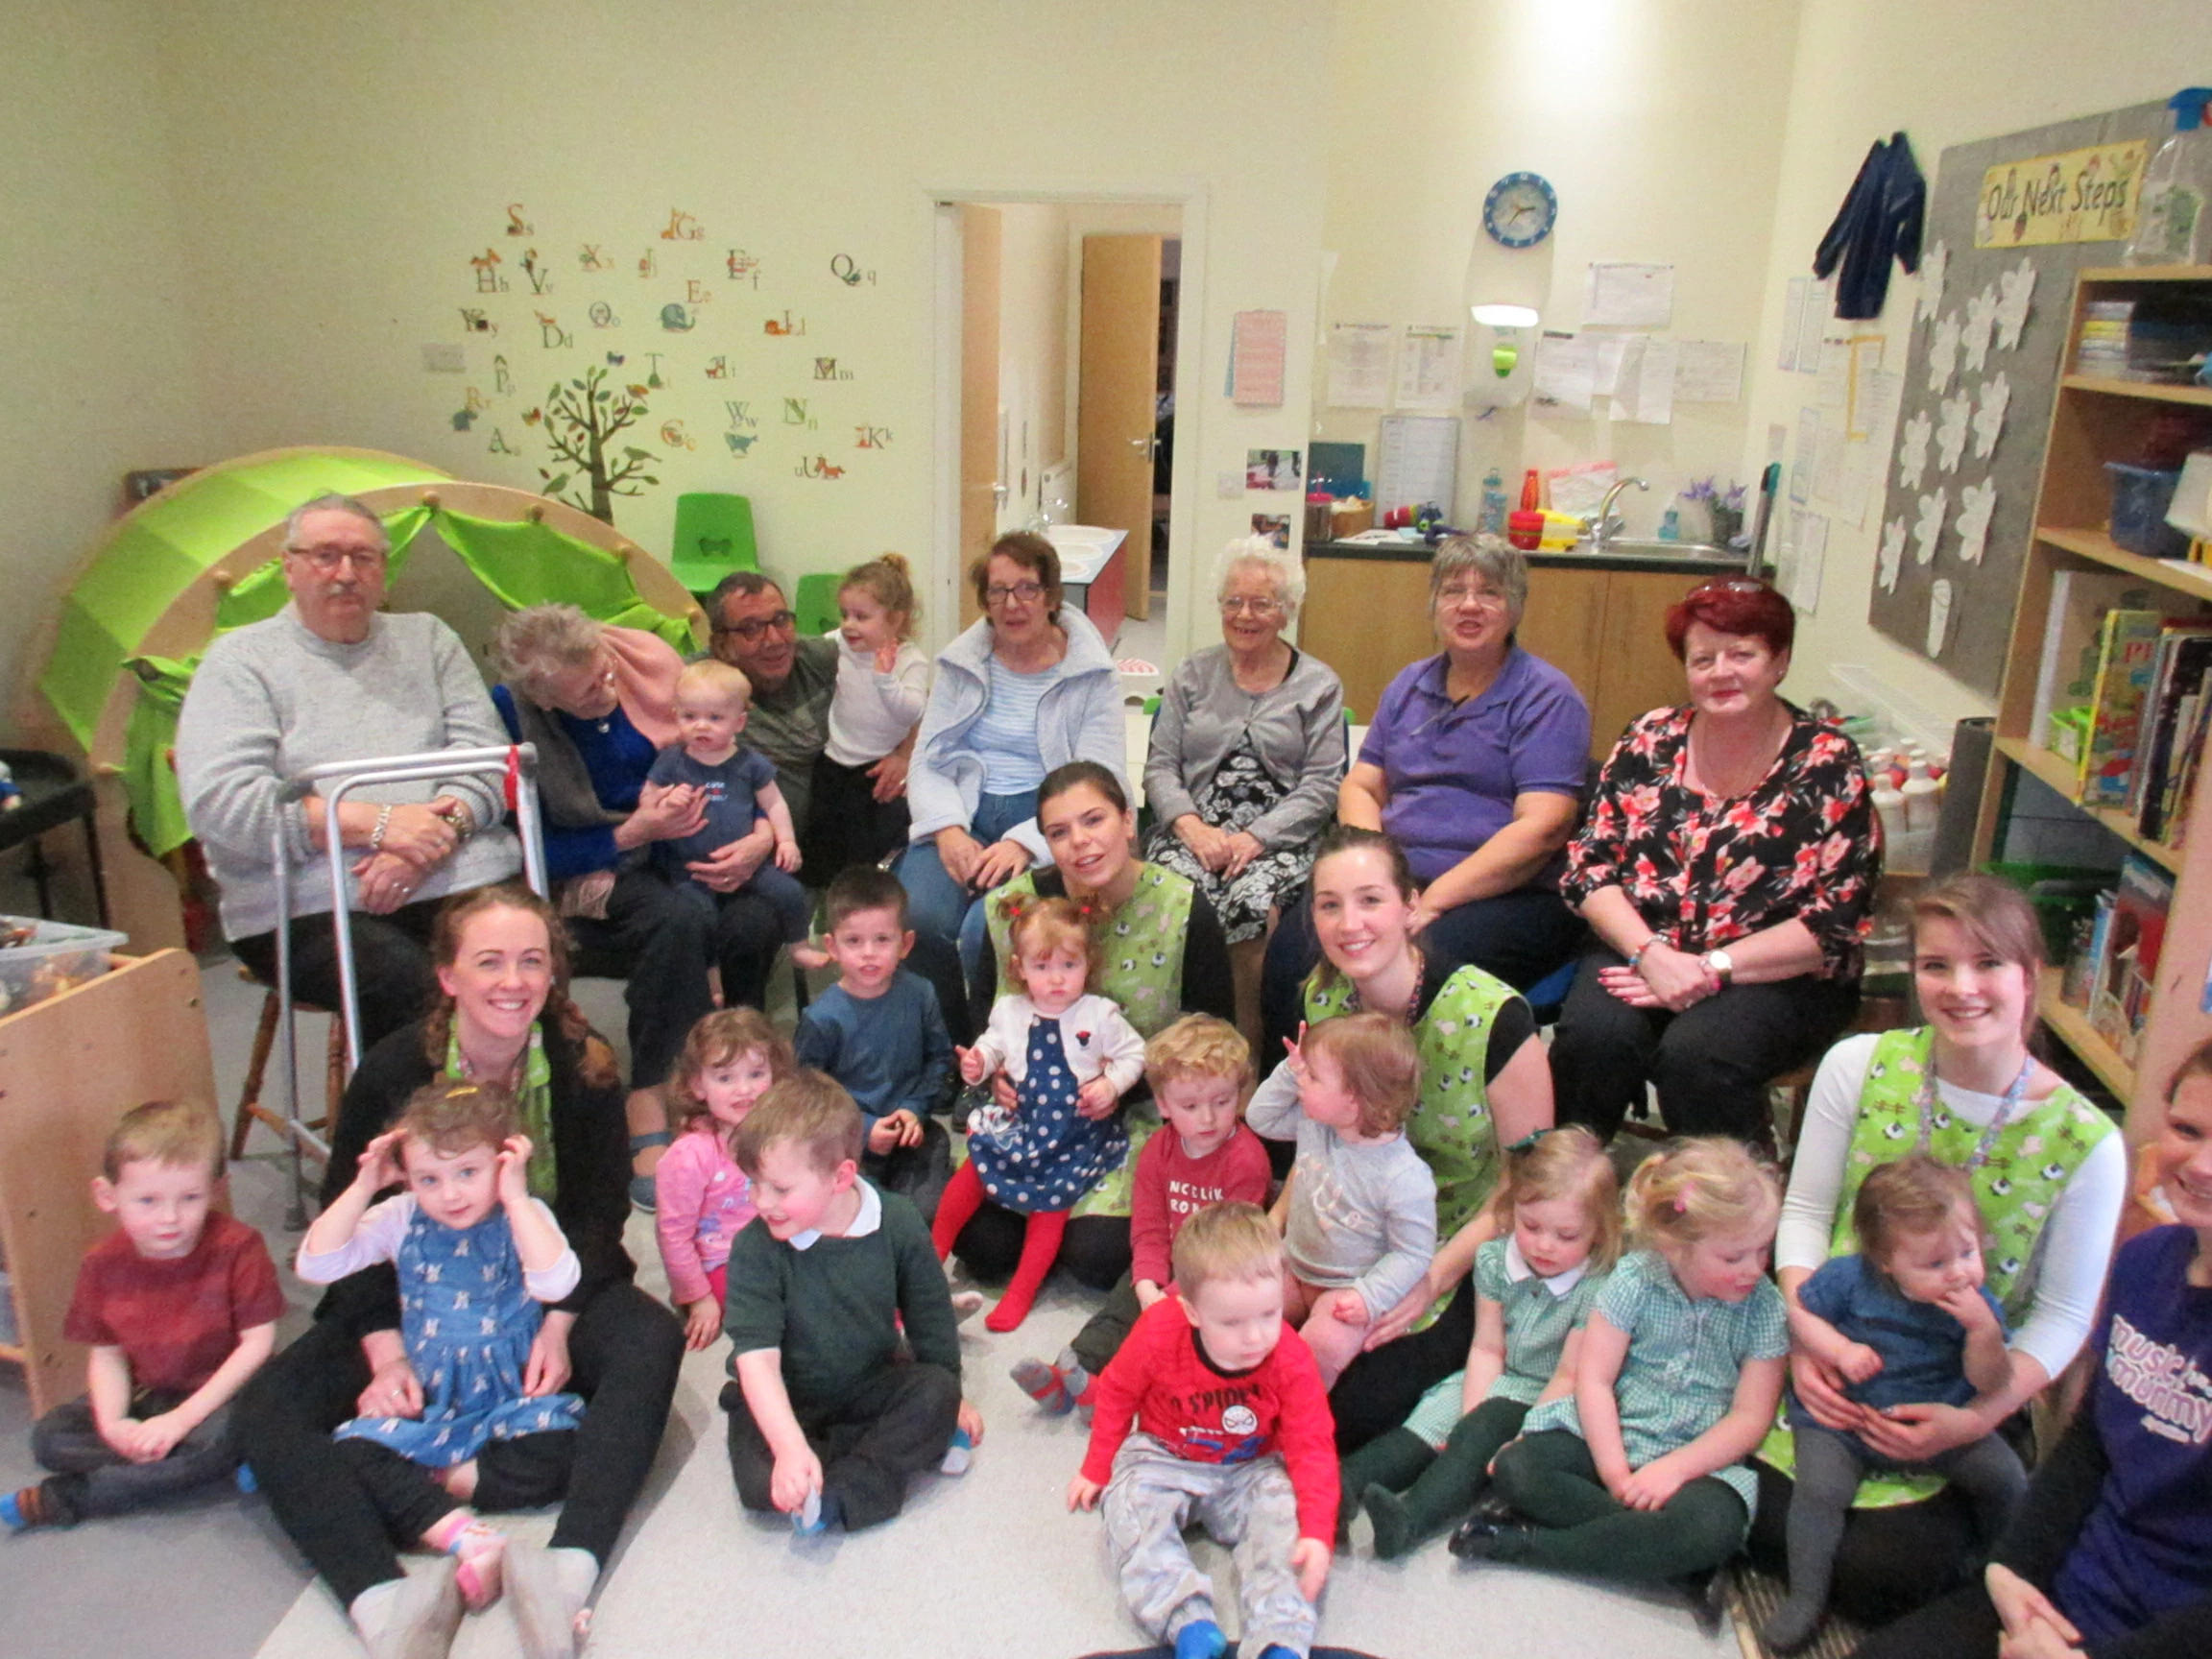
[{"xmin": 1550, "ymin": 578, "xmax": 1879, "ymax": 1147}]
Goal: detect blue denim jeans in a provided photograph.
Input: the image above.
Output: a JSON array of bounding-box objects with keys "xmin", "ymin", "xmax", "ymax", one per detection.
[{"xmin": 896, "ymin": 788, "xmax": 1038, "ymax": 1039}]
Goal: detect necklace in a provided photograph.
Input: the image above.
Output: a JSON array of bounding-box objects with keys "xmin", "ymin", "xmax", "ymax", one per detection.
[
  {"xmin": 1914, "ymin": 1051, "xmax": 2036, "ymax": 1171},
  {"xmin": 1690, "ymin": 704, "xmax": 1788, "ymax": 799}
]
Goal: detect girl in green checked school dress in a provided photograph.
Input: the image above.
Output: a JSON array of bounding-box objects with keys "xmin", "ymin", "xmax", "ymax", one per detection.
[
  {"xmin": 1461, "ymin": 1138, "xmax": 1791, "ymax": 1599},
  {"xmin": 1338, "ymin": 1124, "xmax": 1623, "ymax": 1558}
]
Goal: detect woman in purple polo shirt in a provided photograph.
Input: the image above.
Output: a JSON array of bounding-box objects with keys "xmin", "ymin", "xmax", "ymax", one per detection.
[
  {"xmin": 1261, "ymin": 535, "xmax": 1590, "ymax": 1054},
  {"xmin": 1854, "ymin": 1037, "xmax": 2212, "ymax": 1659}
]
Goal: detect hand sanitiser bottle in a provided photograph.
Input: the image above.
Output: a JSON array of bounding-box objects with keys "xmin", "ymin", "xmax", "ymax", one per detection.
[{"xmin": 2126, "ymin": 88, "xmax": 2212, "ymax": 267}]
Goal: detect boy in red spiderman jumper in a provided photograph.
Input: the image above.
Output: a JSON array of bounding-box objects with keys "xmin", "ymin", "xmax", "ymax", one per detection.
[{"xmin": 1068, "ymin": 1201, "xmax": 1336, "ymax": 1659}]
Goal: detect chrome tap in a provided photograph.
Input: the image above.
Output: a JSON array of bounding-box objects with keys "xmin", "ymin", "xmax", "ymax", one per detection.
[
  {"xmin": 1025, "ymin": 497, "xmax": 1070, "ymax": 534},
  {"xmin": 1583, "ymin": 477, "xmax": 1648, "ymax": 549}
]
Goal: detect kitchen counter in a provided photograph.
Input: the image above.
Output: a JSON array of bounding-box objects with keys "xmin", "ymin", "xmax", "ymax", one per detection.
[{"xmin": 1301, "ymin": 538, "xmax": 1747, "ymax": 756}]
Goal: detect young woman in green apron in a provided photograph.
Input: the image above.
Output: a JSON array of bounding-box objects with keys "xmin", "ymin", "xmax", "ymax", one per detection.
[
  {"xmin": 1756, "ymin": 875, "xmax": 2128, "ymax": 1628},
  {"xmin": 950, "ymin": 761, "xmax": 1235, "ymax": 1287},
  {"xmin": 1286, "ymin": 825, "xmax": 1555, "ymax": 1450}
]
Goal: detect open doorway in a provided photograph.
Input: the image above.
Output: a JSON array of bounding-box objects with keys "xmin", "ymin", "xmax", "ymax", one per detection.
[{"xmin": 939, "ymin": 198, "xmax": 1185, "ymax": 679}]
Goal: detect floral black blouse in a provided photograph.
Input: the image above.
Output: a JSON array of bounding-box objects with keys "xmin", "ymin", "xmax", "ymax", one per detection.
[{"xmin": 1561, "ymin": 703, "xmax": 1881, "ymax": 979}]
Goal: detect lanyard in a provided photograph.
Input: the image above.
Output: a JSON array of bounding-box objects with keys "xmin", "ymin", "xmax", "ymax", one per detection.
[{"xmin": 1914, "ymin": 1050, "xmax": 2035, "ymax": 1171}]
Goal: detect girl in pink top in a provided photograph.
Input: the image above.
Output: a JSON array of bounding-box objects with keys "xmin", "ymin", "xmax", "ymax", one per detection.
[{"xmin": 655, "ymin": 1009, "xmax": 793, "ymax": 1348}]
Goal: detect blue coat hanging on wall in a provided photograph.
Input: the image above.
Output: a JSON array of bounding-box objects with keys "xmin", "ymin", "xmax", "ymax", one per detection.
[{"xmin": 1815, "ymin": 131, "xmax": 1927, "ymax": 321}]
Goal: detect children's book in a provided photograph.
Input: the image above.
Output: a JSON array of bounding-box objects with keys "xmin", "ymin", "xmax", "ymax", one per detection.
[
  {"xmin": 2081, "ymin": 612, "xmax": 2202, "ymax": 805},
  {"xmin": 2028, "ymin": 571, "xmax": 2166, "ymax": 755},
  {"xmin": 2090, "ymin": 854, "xmax": 2175, "ymax": 1064},
  {"xmin": 2134, "ymin": 630, "xmax": 2212, "ymax": 838}
]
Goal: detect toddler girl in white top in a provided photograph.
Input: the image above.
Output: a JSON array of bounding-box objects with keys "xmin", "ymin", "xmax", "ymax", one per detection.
[{"xmin": 810, "ymin": 553, "xmax": 931, "ymax": 877}]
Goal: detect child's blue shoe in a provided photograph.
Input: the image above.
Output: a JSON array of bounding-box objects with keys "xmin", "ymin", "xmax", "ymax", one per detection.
[
  {"xmin": 235, "ymin": 1464, "xmax": 258, "ymax": 1494},
  {"xmin": 1173, "ymin": 1619, "xmax": 1226, "ymax": 1659},
  {"xmin": 940, "ymin": 1428, "xmax": 974, "ymax": 1476},
  {"xmin": 792, "ymin": 1486, "xmax": 840, "ymax": 1536},
  {"xmin": 0, "ymin": 1490, "xmax": 25, "ymax": 1532}
]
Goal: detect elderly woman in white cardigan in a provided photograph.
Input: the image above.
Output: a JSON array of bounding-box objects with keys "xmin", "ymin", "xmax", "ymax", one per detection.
[{"xmin": 1142, "ymin": 537, "xmax": 1347, "ymax": 1042}]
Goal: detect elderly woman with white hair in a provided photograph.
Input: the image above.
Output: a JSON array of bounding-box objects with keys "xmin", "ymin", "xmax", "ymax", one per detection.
[
  {"xmin": 1260, "ymin": 535, "xmax": 1592, "ymax": 1056},
  {"xmin": 491, "ymin": 603, "xmax": 785, "ymax": 1205},
  {"xmin": 1141, "ymin": 537, "xmax": 1346, "ymax": 1041}
]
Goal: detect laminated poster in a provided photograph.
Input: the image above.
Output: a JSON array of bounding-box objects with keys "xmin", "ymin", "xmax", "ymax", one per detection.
[{"xmin": 1326, "ymin": 323, "xmax": 1393, "ymax": 409}]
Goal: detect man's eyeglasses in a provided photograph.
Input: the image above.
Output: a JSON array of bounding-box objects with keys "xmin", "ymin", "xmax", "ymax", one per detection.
[
  {"xmin": 984, "ymin": 581, "xmax": 1046, "ymax": 607},
  {"xmin": 287, "ymin": 545, "xmax": 387, "ymax": 575},
  {"xmin": 712, "ymin": 610, "xmax": 797, "ymax": 641}
]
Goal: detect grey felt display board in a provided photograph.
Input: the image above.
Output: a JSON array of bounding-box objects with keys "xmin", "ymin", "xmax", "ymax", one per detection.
[{"xmin": 1866, "ymin": 100, "xmax": 2167, "ymax": 696}]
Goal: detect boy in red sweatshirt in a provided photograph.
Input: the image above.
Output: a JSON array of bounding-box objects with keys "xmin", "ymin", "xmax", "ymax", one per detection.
[
  {"xmin": 1068, "ymin": 1201, "xmax": 1336, "ymax": 1659},
  {"xmin": 1013, "ymin": 1015, "xmax": 1272, "ymax": 1414}
]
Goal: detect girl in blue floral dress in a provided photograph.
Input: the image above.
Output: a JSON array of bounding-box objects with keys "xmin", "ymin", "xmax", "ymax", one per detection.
[
  {"xmin": 298, "ymin": 1081, "xmax": 585, "ymax": 1611},
  {"xmin": 932, "ymin": 896, "xmax": 1146, "ymax": 1334}
]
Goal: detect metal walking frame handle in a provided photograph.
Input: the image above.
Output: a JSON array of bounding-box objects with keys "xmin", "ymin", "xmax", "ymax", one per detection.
[{"xmin": 268, "ymin": 743, "xmax": 546, "ymax": 1225}]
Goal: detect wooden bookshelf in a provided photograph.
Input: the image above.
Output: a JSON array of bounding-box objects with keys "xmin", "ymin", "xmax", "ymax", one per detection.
[
  {"xmin": 2060, "ymin": 374, "xmax": 2212, "ymax": 409},
  {"xmin": 1973, "ymin": 266, "xmax": 2212, "ymax": 1138},
  {"xmin": 2038, "ymin": 968, "xmax": 2136, "ymax": 1102}
]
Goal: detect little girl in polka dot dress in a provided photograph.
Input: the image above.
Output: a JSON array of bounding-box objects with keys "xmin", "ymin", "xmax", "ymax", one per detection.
[{"xmin": 932, "ymin": 896, "xmax": 1146, "ymax": 1333}]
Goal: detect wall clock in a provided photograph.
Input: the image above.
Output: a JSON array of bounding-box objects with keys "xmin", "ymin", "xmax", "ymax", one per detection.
[{"xmin": 1483, "ymin": 172, "xmax": 1557, "ymax": 248}]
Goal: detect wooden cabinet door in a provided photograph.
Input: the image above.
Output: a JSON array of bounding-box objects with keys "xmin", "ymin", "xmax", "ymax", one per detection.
[
  {"xmin": 1519, "ymin": 566, "xmax": 1608, "ymax": 745},
  {"xmin": 1300, "ymin": 557, "xmax": 1436, "ymax": 722},
  {"xmin": 1595, "ymin": 570, "xmax": 1696, "ymax": 757}
]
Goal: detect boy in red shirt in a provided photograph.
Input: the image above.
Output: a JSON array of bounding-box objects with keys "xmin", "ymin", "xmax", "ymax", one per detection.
[
  {"xmin": 1069, "ymin": 1201, "xmax": 1336, "ymax": 1659},
  {"xmin": 2, "ymin": 1101, "xmax": 281, "ymax": 1531},
  {"xmin": 1013, "ymin": 1014, "xmax": 1272, "ymax": 1414}
]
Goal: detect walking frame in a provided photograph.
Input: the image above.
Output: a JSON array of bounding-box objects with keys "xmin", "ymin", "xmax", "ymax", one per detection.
[{"xmin": 267, "ymin": 744, "xmax": 548, "ymax": 1226}]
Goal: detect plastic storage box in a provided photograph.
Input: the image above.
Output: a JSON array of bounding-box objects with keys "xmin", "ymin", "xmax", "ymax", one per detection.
[
  {"xmin": 0, "ymin": 915, "xmax": 128, "ymax": 1017},
  {"xmin": 2105, "ymin": 463, "xmax": 2189, "ymax": 559}
]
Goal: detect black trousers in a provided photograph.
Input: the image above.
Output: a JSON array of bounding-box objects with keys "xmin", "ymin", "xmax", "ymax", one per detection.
[
  {"xmin": 237, "ymin": 1282, "xmax": 683, "ymax": 1607},
  {"xmin": 1326, "ymin": 1270, "xmax": 1479, "ymax": 1454},
  {"xmin": 954, "ymin": 1207, "xmax": 1130, "ymax": 1291},
  {"xmin": 721, "ymin": 1360, "xmax": 959, "ymax": 1530},
  {"xmin": 1261, "ymin": 884, "xmax": 1584, "ymax": 1060},
  {"xmin": 232, "ymin": 898, "xmax": 447, "ymax": 1054},
  {"xmin": 563, "ymin": 867, "xmax": 781, "ymax": 1088},
  {"xmin": 861, "ymin": 1116, "xmax": 952, "ymax": 1224},
  {"xmin": 801, "ymin": 754, "xmax": 911, "ymax": 887},
  {"xmin": 1069, "ymin": 1272, "xmax": 1147, "ymax": 1376},
  {"xmin": 1551, "ymin": 948, "xmax": 1861, "ymax": 1146},
  {"xmin": 1745, "ymin": 1459, "xmax": 1986, "ymax": 1629}
]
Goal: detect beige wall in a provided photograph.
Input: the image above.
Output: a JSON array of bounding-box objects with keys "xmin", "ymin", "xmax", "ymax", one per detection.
[
  {"xmin": 1316, "ymin": 0, "xmax": 1803, "ymax": 545},
  {"xmin": 996, "ymin": 204, "xmax": 1071, "ymax": 532},
  {"xmin": 132, "ymin": 0, "xmax": 1329, "ymax": 663},
  {"xmin": 1, "ymin": 0, "xmax": 210, "ymax": 718},
  {"xmin": 1744, "ymin": 0, "xmax": 2212, "ymax": 731}
]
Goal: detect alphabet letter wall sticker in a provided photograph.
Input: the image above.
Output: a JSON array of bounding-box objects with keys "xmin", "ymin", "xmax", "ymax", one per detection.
[
  {"xmin": 578, "ymin": 244, "xmax": 610, "ymax": 272},
  {"xmin": 660, "ymin": 420, "xmax": 697, "ymax": 451},
  {"xmin": 725, "ymin": 432, "xmax": 757, "ymax": 455},
  {"xmin": 829, "ymin": 253, "xmax": 876, "ymax": 286},
  {"xmin": 685, "ymin": 279, "xmax": 713, "ymax": 305},
  {"xmin": 705, "ymin": 356, "xmax": 734, "ymax": 378},
  {"xmin": 637, "ymin": 249, "xmax": 658, "ymax": 279},
  {"xmin": 661, "ymin": 208, "xmax": 704, "ymax": 241},
  {"xmin": 589, "ymin": 301, "xmax": 621, "ymax": 329},
  {"xmin": 521, "ymin": 249, "xmax": 552, "ymax": 295},
  {"xmin": 470, "ymin": 250, "xmax": 507, "ymax": 293},
  {"xmin": 488, "ymin": 427, "xmax": 518, "ymax": 454},
  {"xmin": 643, "ymin": 353, "xmax": 665, "ymax": 388},
  {"xmin": 814, "ymin": 357, "xmax": 854, "ymax": 381},
  {"xmin": 493, "ymin": 354, "xmax": 514, "ymax": 395},
  {"xmin": 726, "ymin": 249, "xmax": 761, "ymax": 286},
  {"xmin": 764, "ymin": 311, "xmax": 805, "ymax": 337},
  {"xmin": 661, "ymin": 303, "xmax": 697, "ymax": 332},
  {"xmin": 782, "ymin": 397, "xmax": 812, "ymax": 426},
  {"xmin": 725, "ymin": 400, "xmax": 757, "ymax": 428},
  {"xmin": 505, "ymin": 204, "xmax": 534, "ymax": 237},
  {"xmin": 796, "ymin": 455, "xmax": 845, "ymax": 479},
  {"xmin": 537, "ymin": 313, "xmax": 575, "ymax": 349},
  {"xmin": 854, "ymin": 425, "xmax": 892, "ymax": 449},
  {"xmin": 460, "ymin": 308, "xmax": 496, "ymax": 335}
]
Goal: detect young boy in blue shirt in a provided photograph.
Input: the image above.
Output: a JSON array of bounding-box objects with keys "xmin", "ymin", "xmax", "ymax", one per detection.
[{"xmin": 793, "ymin": 866, "xmax": 954, "ymax": 1219}]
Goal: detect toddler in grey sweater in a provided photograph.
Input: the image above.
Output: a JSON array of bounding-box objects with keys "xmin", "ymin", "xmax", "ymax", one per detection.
[{"xmin": 1246, "ymin": 1011, "xmax": 1437, "ymax": 1386}]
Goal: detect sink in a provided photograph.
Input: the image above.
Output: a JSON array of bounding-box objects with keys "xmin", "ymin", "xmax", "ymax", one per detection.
[
  {"xmin": 1043, "ymin": 523, "xmax": 1127, "ymax": 583},
  {"xmin": 1575, "ymin": 538, "xmax": 1743, "ymax": 563}
]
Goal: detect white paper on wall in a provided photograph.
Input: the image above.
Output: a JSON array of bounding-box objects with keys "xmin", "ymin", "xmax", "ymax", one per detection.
[
  {"xmin": 1928, "ymin": 313, "xmax": 1961, "ymax": 394},
  {"xmin": 1927, "ymin": 578, "xmax": 1956, "ymax": 657},
  {"xmin": 1325, "ymin": 323, "xmax": 1393, "ymax": 408},
  {"xmin": 1995, "ymin": 257, "xmax": 2035, "ymax": 352},
  {"xmin": 1533, "ymin": 333, "xmax": 1598, "ymax": 412},
  {"xmin": 1795, "ymin": 279, "xmax": 1830, "ymax": 371},
  {"xmin": 1674, "ymin": 340, "xmax": 1746, "ymax": 402},
  {"xmin": 1919, "ymin": 241, "xmax": 1949, "ymax": 326},
  {"xmin": 1936, "ymin": 392, "xmax": 1973, "ymax": 473},
  {"xmin": 1585, "ymin": 263, "xmax": 1674, "ymax": 327},
  {"xmin": 1972, "ymin": 373, "xmax": 2011, "ymax": 461},
  {"xmin": 1913, "ymin": 486, "xmax": 1949, "ymax": 565},
  {"xmin": 1878, "ymin": 516, "xmax": 1909, "ymax": 592},
  {"xmin": 1954, "ymin": 478, "xmax": 1998, "ymax": 565},
  {"xmin": 1897, "ymin": 408, "xmax": 1933, "ymax": 489},
  {"xmin": 1961, "ymin": 285, "xmax": 1999, "ymax": 374},
  {"xmin": 1781, "ymin": 278, "xmax": 1809, "ymax": 372},
  {"xmin": 1792, "ymin": 512, "xmax": 1829, "ymax": 613},
  {"xmin": 1792, "ymin": 408, "xmax": 1820, "ymax": 503}
]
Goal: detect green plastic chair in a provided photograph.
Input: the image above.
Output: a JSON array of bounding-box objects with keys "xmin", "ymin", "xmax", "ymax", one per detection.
[
  {"xmin": 667, "ymin": 493, "xmax": 758, "ymax": 595},
  {"xmin": 793, "ymin": 571, "xmax": 842, "ymax": 637}
]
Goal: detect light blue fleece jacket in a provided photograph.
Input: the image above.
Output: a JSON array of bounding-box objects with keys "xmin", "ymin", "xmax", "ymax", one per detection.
[{"xmin": 904, "ymin": 606, "xmax": 1125, "ymax": 863}]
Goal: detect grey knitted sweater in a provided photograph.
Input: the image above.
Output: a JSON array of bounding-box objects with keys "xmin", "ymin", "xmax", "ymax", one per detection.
[{"xmin": 176, "ymin": 606, "xmax": 519, "ymax": 939}]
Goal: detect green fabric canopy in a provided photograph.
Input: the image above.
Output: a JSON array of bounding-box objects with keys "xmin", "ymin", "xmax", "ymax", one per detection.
[{"xmin": 38, "ymin": 451, "xmax": 693, "ymax": 858}]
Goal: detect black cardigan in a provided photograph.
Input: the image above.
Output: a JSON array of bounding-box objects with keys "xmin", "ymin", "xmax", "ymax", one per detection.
[{"xmin": 316, "ymin": 1016, "xmax": 635, "ymax": 1336}]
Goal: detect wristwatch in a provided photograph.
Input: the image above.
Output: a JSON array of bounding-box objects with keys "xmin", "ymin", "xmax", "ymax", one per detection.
[{"xmin": 1700, "ymin": 949, "xmax": 1735, "ymax": 988}]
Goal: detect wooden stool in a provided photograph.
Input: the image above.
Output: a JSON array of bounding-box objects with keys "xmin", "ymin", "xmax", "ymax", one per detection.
[{"xmin": 228, "ymin": 970, "xmax": 344, "ymax": 1162}]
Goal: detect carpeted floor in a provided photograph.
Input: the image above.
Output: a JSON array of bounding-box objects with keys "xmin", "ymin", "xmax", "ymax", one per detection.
[{"xmin": 2, "ymin": 961, "xmax": 1745, "ymax": 1659}]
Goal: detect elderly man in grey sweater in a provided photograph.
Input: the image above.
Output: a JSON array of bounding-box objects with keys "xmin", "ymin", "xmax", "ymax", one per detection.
[{"xmin": 176, "ymin": 494, "xmax": 519, "ymax": 1046}]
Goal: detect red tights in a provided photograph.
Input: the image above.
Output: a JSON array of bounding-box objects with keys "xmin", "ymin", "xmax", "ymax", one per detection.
[{"xmin": 931, "ymin": 1162, "xmax": 1068, "ymax": 1333}]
